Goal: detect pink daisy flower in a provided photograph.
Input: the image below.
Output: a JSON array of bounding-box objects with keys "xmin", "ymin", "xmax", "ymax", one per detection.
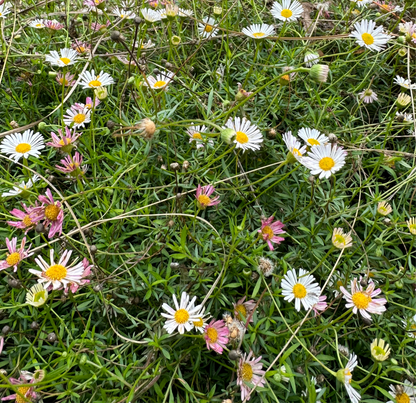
[
  {"xmin": 340, "ymin": 278, "xmax": 387, "ymax": 321},
  {"xmin": 44, "ymin": 19, "xmax": 64, "ymax": 30},
  {"xmin": 237, "ymin": 351, "xmax": 266, "ymax": 401},
  {"xmin": 2, "ymin": 372, "xmax": 37, "ymax": 402},
  {"xmin": 203, "ymin": 319, "xmax": 229, "ymax": 354},
  {"xmin": 68, "ymin": 258, "xmax": 92, "ymax": 294},
  {"xmin": 233, "ymin": 296, "xmax": 256, "ymax": 322},
  {"xmin": 7, "ymin": 203, "xmax": 43, "ymax": 233},
  {"xmin": 258, "ymin": 216, "xmax": 285, "ymax": 251},
  {"xmin": 47, "ymin": 126, "xmax": 81, "ymax": 152},
  {"xmin": 73, "ymin": 96, "xmax": 100, "ymax": 112},
  {"xmin": 91, "ymin": 20, "xmax": 110, "ymax": 31},
  {"xmin": 0, "ymin": 237, "xmax": 33, "ymax": 272},
  {"xmin": 56, "ymin": 152, "xmax": 87, "ymax": 176},
  {"xmin": 195, "ymin": 185, "xmax": 220, "ymax": 209},
  {"xmin": 36, "ymin": 189, "xmax": 64, "ymax": 238},
  {"xmin": 56, "ymin": 72, "xmax": 76, "ymax": 87},
  {"xmin": 312, "ymin": 295, "xmax": 328, "ymax": 317}
]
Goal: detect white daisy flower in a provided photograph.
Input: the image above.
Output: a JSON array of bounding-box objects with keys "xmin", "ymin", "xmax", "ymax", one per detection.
[
  {"xmin": 299, "ymin": 143, "xmax": 347, "ymax": 179},
  {"xmin": 29, "ymin": 19, "xmax": 45, "ymax": 28},
  {"xmin": 282, "ymin": 131, "xmax": 307, "ymax": 160},
  {"xmin": 298, "ymin": 128, "xmax": 329, "ymax": 147},
  {"xmin": 188, "ymin": 125, "xmax": 210, "ymax": 149},
  {"xmin": 396, "ymin": 112, "xmax": 414, "ymax": 123},
  {"xmin": 402, "ymin": 314, "xmax": 416, "ymax": 341},
  {"xmin": 0, "ymin": 130, "xmax": 45, "ymax": 163},
  {"xmin": 198, "ymin": 17, "xmax": 218, "ymax": 38},
  {"xmin": 29, "ymin": 249, "xmax": 86, "ymax": 291},
  {"xmin": 63, "ymin": 106, "xmax": 92, "ymax": 128},
  {"xmin": 2, "ymin": 175, "xmax": 40, "ymax": 197},
  {"xmin": 387, "ymin": 381, "xmax": 416, "ymax": 403},
  {"xmin": 394, "ymin": 75, "xmax": 416, "ymax": 90},
  {"xmin": 350, "ymin": 19, "xmax": 391, "ymax": 52},
  {"xmin": 161, "ymin": 292, "xmax": 202, "ymax": 334},
  {"xmin": 359, "ymin": 88, "xmax": 378, "ymax": 103},
  {"xmin": 159, "ymin": 9, "xmax": 167, "ymax": 19},
  {"xmin": 192, "ymin": 306, "xmax": 210, "ymax": 333},
  {"xmin": 178, "ymin": 8, "xmax": 193, "ymax": 18},
  {"xmin": 45, "ymin": 48, "xmax": 79, "ymax": 67},
  {"xmin": 0, "ymin": 3, "xmax": 11, "ymax": 18},
  {"xmin": 78, "ymin": 69, "xmax": 115, "ymax": 89},
  {"xmin": 143, "ymin": 70, "xmax": 174, "ymax": 90},
  {"xmin": 223, "ymin": 117, "xmax": 263, "ymax": 152},
  {"xmin": 26, "ymin": 283, "xmax": 48, "ymax": 307},
  {"xmin": 141, "ymin": 8, "xmax": 162, "ymax": 23},
  {"xmin": 281, "ymin": 268, "xmax": 321, "ymax": 311},
  {"xmin": 304, "ymin": 51, "xmax": 320, "ymax": 67},
  {"xmin": 270, "ymin": 0, "xmax": 303, "ymax": 22},
  {"xmin": 242, "ymin": 23, "xmax": 275, "ymax": 39},
  {"xmin": 113, "ymin": 6, "xmax": 135, "ymax": 19},
  {"xmin": 337, "ymin": 353, "xmax": 361, "ymax": 403},
  {"xmin": 352, "ymin": 0, "xmax": 372, "ymax": 7},
  {"xmin": 137, "ymin": 39, "xmax": 155, "ymax": 49}
]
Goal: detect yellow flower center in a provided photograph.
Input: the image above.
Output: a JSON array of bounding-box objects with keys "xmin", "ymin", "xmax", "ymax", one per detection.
[
  {"xmin": 235, "ymin": 304, "xmax": 247, "ymax": 318},
  {"xmin": 282, "ymin": 74, "xmax": 290, "ymax": 81},
  {"xmin": 352, "ymin": 291, "xmax": 371, "ymax": 309},
  {"xmin": 319, "ymin": 157, "xmax": 335, "ymax": 171},
  {"xmin": 15, "ymin": 143, "xmax": 32, "ymax": 154},
  {"xmin": 23, "ymin": 215, "xmax": 33, "ymax": 227},
  {"xmin": 73, "ymin": 114, "xmax": 86, "ymax": 124},
  {"xmin": 198, "ymin": 194, "xmax": 211, "ymax": 206},
  {"xmin": 334, "ymin": 234, "xmax": 346, "ymax": 245},
  {"xmin": 262, "ymin": 225, "xmax": 274, "ymax": 239},
  {"xmin": 307, "ymin": 138, "xmax": 320, "ymax": 146},
  {"xmin": 206, "ymin": 327, "xmax": 218, "ymax": 343},
  {"xmin": 89, "ymin": 79, "xmax": 102, "ymax": 87},
  {"xmin": 241, "ymin": 363, "xmax": 253, "ymax": 382},
  {"xmin": 44, "ymin": 204, "xmax": 61, "ymax": 221},
  {"xmin": 153, "ymin": 80, "xmax": 166, "ymax": 88},
  {"xmin": 253, "ymin": 32, "xmax": 265, "ymax": 38},
  {"xmin": 120, "ymin": 14, "xmax": 125, "ymax": 18},
  {"xmin": 36, "ymin": 23, "xmax": 43, "ymax": 27},
  {"xmin": 59, "ymin": 78, "xmax": 68, "ymax": 85},
  {"xmin": 293, "ymin": 283, "xmax": 307, "ymax": 299},
  {"xmin": 76, "ymin": 46, "xmax": 86, "ymax": 53},
  {"xmin": 361, "ymin": 33, "xmax": 374, "ymax": 45},
  {"xmin": 16, "ymin": 387, "xmax": 31, "ymax": 403},
  {"xmin": 336, "ymin": 280, "xmax": 343, "ymax": 288},
  {"xmin": 192, "ymin": 132, "xmax": 202, "ymax": 139},
  {"xmin": 174, "ymin": 308, "xmax": 190, "ymax": 324},
  {"xmin": 236, "ymin": 131, "xmax": 249, "ymax": 144},
  {"xmin": 281, "ymin": 9, "xmax": 293, "ymax": 18},
  {"xmin": 193, "ymin": 317, "xmax": 203, "ymax": 327},
  {"xmin": 60, "ymin": 57, "xmax": 71, "ymax": 65},
  {"xmin": 292, "ymin": 147, "xmax": 301, "ymax": 156},
  {"xmin": 59, "ymin": 138, "xmax": 71, "ymax": 145},
  {"xmin": 6, "ymin": 252, "xmax": 21, "ymax": 266},
  {"xmin": 45, "ymin": 264, "xmax": 67, "ymax": 281},
  {"xmin": 396, "ymin": 393, "xmax": 410, "ymax": 403},
  {"xmin": 204, "ymin": 25, "xmax": 213, "ymax": 33}
]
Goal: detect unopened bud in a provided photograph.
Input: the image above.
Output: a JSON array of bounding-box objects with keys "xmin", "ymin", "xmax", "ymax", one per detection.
[
  {"xmin": 170, "ymin": 162, "xmax": 180, "ymax": 171},
  {"xmin": 182, "ymin": 160, "xmax": 190, "ymax": 171}
]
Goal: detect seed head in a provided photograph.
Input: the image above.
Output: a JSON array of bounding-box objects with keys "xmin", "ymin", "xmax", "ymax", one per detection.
[{"xmin": 138, "ymin": 118, "xmax": 156, "ymax": 139}]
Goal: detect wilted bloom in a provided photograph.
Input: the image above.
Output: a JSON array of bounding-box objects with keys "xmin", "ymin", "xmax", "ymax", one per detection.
[
  {"xmin": 359, "ymin": 88, "xmax": 378, "ymax": 103},
  {"xmin": 2, "ymin": 175, "xmax": 40, "ymax": 198},
  {"xmin": 0, "ymin": 237, "xmax": 33, "ymax": 272},
  {"xmin": 195, "ymin": 184, "xmax": 220, "ymax": 209},
  {"xmin": 56, "ymin": 72, "xmax": 76, "ymax": 87},
  {"xmin": 2, "ymin": 372, "xmax": 38, "ymax": 402},
  {"xmin": 47, "ymin": 126, "xmax": 81, "ymax": 153},
  {"xmin": 56, "ymin": 151, "xmax": 87, "ymax": 177},
  {"xmin": 397, "ymin": 93, "xmax": 411, "ymax": 108},
  {"xmin": 336, "ymin": 353, "xmax": 361, "ymax": 403},
  {"xmin": 161, "ymin": 292, "xmax": 202, "ymax": 334},
  {"xmin": 26, "ymin": 283, "xmax": 48, "ymax": 307},
  {"xmin": 340, "ymin": 278, "xmax": 387, "ymax": 320},
  {"xmin": 233, "ymin": 296, "xmax": 256, "ymax": 322},
  {"xmin": 370, "ymin": 338, "xmax": 391, "ymax": 361},
  {"xmin": 332, "ymin": 228, "xmax": 353, "ymax": 249},
  {"xmin": 258, "ymin": 216, "xmax": 285, "ymax": 251},
  {"xmin": 257, "ymin": 257, "xmax": 275, "ymax": 277},
  {"xmin": 203, "ymin": 319, "xmax": 229, "ymax": 354},
  {"xmin": 377, "ymin": 201, "xmax": 392, "ymax": 216},
  {"xmin": 281, "ymin": 268, "xmax": 321, "ymax": 311},
  {"xmin": 235, "ymin": 83, "xmax": 254, "ymax": 102},
  {"xmin": 312, "ymin": 295, "xmax": 328, "ymax": 316},
  {"xmin": 407, "ymin": 218, "xmax": 416, "ymax": 235},
  {"xmin": 237, "ymin": 351, "xmax": 266, "ymax": 401},
  {"xmin": 0, "ymin": 130, "xmax": 45, "ymax": 163},
  {"xmin": 7, "ymin": 203, "xmax": 43, "ymax": 233},
  {"xmin": 387, "ymin": 381, "xmax": 416, "ymax": 403},
  {"xmin": 137, "ymin": 118, "xmax": 156, "ymax": 139},
  {"xmin": 36, "ymin": 189, "xmax": 64, "ymax": 238},
  {"xmin": 29, "ymin": 249, "xmax": 87, "ymax": 291},
  {"xmin": 71, "ymin": 40, "xmax": 91, "ymax": 54}
]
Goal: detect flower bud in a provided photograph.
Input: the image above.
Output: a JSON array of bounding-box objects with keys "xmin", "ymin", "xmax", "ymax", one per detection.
[
  {"xmin": 48, "ymin": 71, "xmax": 58, "ymax": 78},
  {"xmin": 94, "ymin": 86, "xmax": 108, "ymax": 100},
  {"xmin": 309, "ymin": 64, "xmax": 330, "ymax": 83},
  {"xmin": 47, "ymin": 332, "xmax": 57, "ymax": 342},
  {"xmin": 80, "ymin": 354, "xmax": 88, "ymax": 364},
  {"xmin": 213, "ymin": 6, "xmax": 222, "ymax": 15},
  {"xmin": 171, "ymin": 35, "xmax": 181, "ymax": 46},
  {"xmin": 273, "ymin": 373, "xmax": 282, "ymax": 382},
  {"xmin": 220, "ymin": 128, "xmax": 236, "ymax": 144},
  {"xmin": 396, "ymin": 93, "xmax": 411, "ymax": 108},
  {"xmin": 398, "ymin": 47, "xmax": 407, "ymax": 57},
  {"xmin": 38, "ymin": 121, "xmax": 47, "ymax": 131}
]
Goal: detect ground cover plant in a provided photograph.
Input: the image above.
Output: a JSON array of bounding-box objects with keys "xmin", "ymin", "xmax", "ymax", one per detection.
[{"xmin": 0, "ymin": 0, "xmax": 416, "ymax": 402}]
